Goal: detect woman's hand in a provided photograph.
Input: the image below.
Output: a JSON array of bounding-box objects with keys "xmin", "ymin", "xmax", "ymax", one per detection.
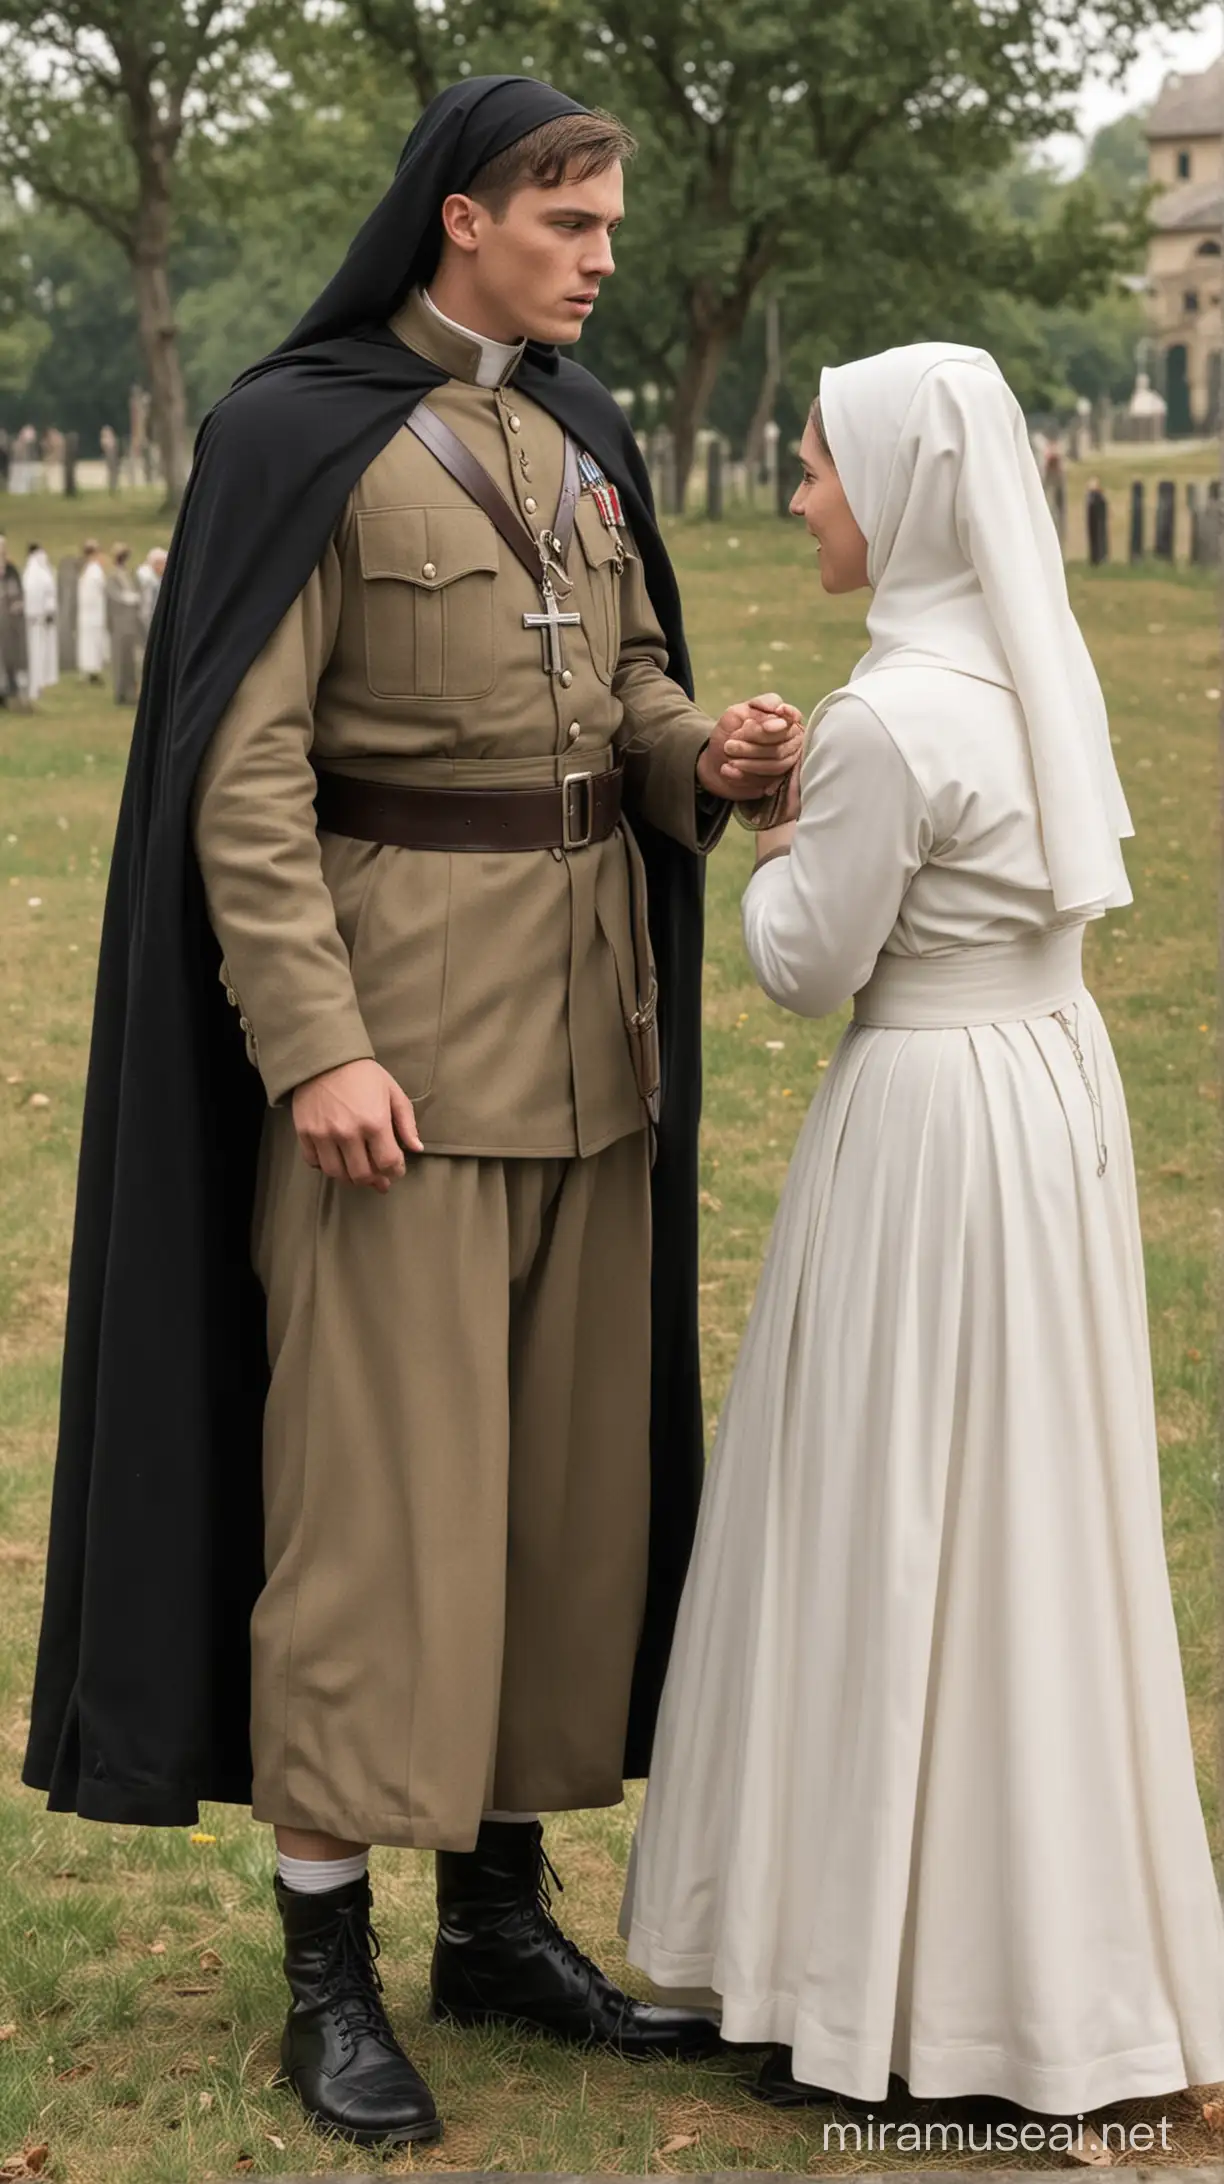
[{"xmin": 754, "ymin": 762, "xmax": 801, "ymax": 861}]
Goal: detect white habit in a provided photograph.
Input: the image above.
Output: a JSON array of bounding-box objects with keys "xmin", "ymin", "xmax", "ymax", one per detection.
[
  {"xmin": 623, "ymin": 346, "xmax": 1224, "ymax": 2113},
  {"xmin": 76, "ymin": 559, "xmax": 110, "ymax": 675},
  {"xmin": 22, "ymin": 550, "xmax": 58, "ymax": 701}
]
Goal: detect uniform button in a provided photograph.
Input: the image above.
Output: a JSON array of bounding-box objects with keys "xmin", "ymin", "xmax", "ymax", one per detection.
[
  {"xmin": 508, "ymin": 414, "xmax": 522, "ymax": 432},
  {"xmin": 568, "ymin": 721, "xmax": 581, "ymax": 743},
  {"xmin": 524, "ymin": 496, "xmax": 538, "ymax": 514},
  {"xmin": 422, "ymin": 561, "xmax": 437, "ymax": 579},
  {"xmin": 560, "ymin": 669, "xmax": 574, "ymax": 689}
]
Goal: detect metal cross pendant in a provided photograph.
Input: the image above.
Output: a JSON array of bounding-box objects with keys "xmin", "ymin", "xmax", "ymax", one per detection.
[{"xmin": 523, "ymin": 579, "xmax": 582, "ymax": 679}]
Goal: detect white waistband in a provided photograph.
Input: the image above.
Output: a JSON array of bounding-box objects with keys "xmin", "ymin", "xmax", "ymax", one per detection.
[{"xmin": 853, "ymin": 926, "xmax": 1086, "ymax": 1029}]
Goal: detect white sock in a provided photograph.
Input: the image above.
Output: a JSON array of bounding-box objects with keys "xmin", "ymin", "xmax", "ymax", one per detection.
[
  {"xmin": 277, "ymin": 1849, "xmax": 369, "ymax": 1895},
  {"xmin": 482, "ymin": 1811, "xmax": 540, "ymax": 1824}
]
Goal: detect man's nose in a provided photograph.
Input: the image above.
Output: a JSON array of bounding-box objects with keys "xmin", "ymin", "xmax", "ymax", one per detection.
[{"xmin": 583, "ymin": 230, "xmax": 616, "ymax": 279}]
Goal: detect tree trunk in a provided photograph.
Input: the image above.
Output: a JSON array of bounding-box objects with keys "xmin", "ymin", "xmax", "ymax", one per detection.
[
  {"xmin": 670, "ymin": 319, "xmax": 732, "ymax": 509},
  {"xmin": 744, "ymin": 295, "xmax": 782, "ymax": 475},
  {"xmin": 130, "ymin": 186, "xmax": 188, "ymax": 511}
]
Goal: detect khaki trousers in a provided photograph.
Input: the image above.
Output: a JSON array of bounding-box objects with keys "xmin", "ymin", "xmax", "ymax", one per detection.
[{"xmin": 248, "ymin": 1119, "xmax": 653, "ymax": 1848}]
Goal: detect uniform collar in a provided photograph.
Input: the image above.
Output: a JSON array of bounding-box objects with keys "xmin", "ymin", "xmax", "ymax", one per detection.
[{"xmin": 388, "ymin": 287, "xmax": 526, "ymax": 389}]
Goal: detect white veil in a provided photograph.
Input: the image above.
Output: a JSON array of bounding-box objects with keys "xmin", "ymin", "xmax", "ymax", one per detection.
[{"xmin": 819, "ymin": 343, "xmax": 1133, "ymax": 914}]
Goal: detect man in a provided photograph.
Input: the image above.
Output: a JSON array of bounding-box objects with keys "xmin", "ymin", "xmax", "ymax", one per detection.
[
  {"xmin": 24, "ymin": 79, "xmax": 802, "ymax": 2150},
  {"xmin": 76, "ymin": 540, "xmax": 108, "ymax": 683},
  {"xmin": 106, "ymin": 544, "xmax": 143, "ymax": 703},
  {"xmin": 0, "ymin": 534, "xmax": 27, "ymax": 704}
]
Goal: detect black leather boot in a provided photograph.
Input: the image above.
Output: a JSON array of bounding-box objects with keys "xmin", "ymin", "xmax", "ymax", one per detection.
[
  {"xmin": 275, "ymin": 1874, "xmax": 441, "ymax": 2147},
  {"xmin": 430, "ymin": 1819, "xmax": 722, "ymax": 2059}
]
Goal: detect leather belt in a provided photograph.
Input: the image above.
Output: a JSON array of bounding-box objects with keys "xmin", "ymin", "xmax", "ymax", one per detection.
[{"xmin": 312, "ymin": 764, "xmax": 624, "ymax": 853}]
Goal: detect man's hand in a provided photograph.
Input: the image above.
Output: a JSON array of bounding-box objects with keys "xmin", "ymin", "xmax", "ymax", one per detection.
[
  {"xmin": 697, "ymin": 692, "xmax": 805, "ymax": 802},
  {"xmin": 292, "ymin": 1058, "xmax": 422, "ymax": 1193}
]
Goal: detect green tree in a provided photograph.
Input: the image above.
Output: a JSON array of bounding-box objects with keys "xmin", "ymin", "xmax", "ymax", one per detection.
[
  {"xmin": 0, "ymin": 1, "xmax": 288, "ymax": 505},
  {"xmin": 0, "ymin": 207, "xmax": 50, "ymax": 400},
  {"xmin": 351, "ymin": 0, "xmax": 1203, "ymax": 492}
]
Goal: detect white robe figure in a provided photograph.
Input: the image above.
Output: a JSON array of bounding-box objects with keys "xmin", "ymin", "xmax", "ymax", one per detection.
[
  {"xmin": 76, "ymin": 558, "xmax": 109, "ymax": 676},
  {"xmin": 623, "ymin": 344, "xmax": 1224, "ymax": 2113},
  {"xmin": 22, "ymin": 549, "xmax": 58, "ymax": 702}
]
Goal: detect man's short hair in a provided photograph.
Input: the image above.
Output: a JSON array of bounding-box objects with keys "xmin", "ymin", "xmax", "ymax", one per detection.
[{"xmin": 467, "ymin": 110, "xmax": 636, "ymax": 218}]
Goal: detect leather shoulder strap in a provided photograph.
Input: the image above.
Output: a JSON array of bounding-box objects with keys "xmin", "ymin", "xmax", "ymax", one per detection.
[{"xmin": 405, "ymin": 402, "xmax": 580, "ymax": 580}]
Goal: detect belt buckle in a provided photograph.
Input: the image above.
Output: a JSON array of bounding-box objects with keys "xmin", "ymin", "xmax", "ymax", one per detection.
[{"xmin": 562, "ymin": 770, "xmax": 594, "ymax": 850}]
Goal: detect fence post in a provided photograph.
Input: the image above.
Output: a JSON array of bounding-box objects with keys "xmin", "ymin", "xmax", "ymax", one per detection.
[
  {"xmin": 1154, "ymin": 478, "xmax": 1176, "ymax": 561},
  {"xmin": 1129, "ymin": 480, "xmax": 1145, "ymax": 562}
]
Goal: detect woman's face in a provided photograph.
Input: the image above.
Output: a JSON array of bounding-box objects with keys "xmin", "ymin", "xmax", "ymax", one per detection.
[{"xmin": 790, "ymin": 416, "xmax": 870, "ymax": 594}]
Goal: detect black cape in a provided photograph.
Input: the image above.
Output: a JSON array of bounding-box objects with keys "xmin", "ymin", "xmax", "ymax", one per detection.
[{"xmin": 24, "ymin": 76, "xmax": 708, "ymax": 1827}]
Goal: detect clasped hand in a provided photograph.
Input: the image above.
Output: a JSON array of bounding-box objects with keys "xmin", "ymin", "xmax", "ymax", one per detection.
[{"xmin": 696, "ymin": 692, "xmax": 805, "ymax": 800}]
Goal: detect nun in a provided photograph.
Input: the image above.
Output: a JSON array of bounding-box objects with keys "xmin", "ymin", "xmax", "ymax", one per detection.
[
  {"xmin": 21, "ymin": 545, "xmax": 58, "ymax": 703},
  {"xmin": 623, "ymin": 344, "xmax": 1224, "ymax": 2114}
]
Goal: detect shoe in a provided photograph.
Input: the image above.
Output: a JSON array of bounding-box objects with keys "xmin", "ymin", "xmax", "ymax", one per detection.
[
  {"xmin": 753, "ymin": 2045, "xmax": 839, "ymax": 2106},
  {"xmin": 753, "ymin": 2046, "xmax": 911, "ymax": 2112},
  {"xmin": 431, "ymin": 1819, "xmax": 722, "ymax": 2060},
  {"xmin": 274, "ymin": 1874, "xmax": 441, "ymax": 2147}
]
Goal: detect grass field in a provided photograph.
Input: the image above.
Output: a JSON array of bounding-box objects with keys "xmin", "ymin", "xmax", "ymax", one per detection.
[{"xmin": 0, "ymin": 491, "xmax": 1220, "ymax": 2178}]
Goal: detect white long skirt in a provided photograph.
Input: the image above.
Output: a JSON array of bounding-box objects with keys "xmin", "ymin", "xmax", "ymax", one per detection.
[
  {"xmin": 624, "ymin": 949, "xmax": 1224, "ymax": 2114},
  {"xmin": 27, "ymin": 618, "xmax": 58, "ymax": 702}
]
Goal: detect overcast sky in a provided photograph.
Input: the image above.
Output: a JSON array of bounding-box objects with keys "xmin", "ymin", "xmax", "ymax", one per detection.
[{"xmin": 1053, "ymin": 3, "xmax": 1223, "ymax": 167}]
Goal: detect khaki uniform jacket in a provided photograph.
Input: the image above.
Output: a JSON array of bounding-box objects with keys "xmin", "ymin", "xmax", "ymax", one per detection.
[{"xmin": 192, "ymin": 292, "xmax": 723, "ymax": 1157}]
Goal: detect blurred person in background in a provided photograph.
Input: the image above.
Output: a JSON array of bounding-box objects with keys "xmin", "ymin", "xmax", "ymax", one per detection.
[
  {"xmin": 107, "ymin": 543, "xmax": 143, "ymax": 704},
  {"xmin": 22, "ymin": 543, "xmax": 58, "ymax": 703},
  {"xmin": 76, "ymin": 540, "xmax": 109, "ymax": 683},
  {"xmin": 0, "ymin": 534, "xmax": 28, "ymax": 704}
]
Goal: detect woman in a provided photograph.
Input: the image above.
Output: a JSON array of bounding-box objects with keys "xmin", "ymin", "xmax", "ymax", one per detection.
[
  {"xmin": 22, "ymin": 544, "xmax": 58, "ymax": 703},
  {"xmin": 622, "ymin": 343, "xmax": 1224, "ymax": 2113}
]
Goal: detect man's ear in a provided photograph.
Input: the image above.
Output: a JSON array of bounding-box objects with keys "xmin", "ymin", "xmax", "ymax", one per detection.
[{"xmin": 440, "ymin": 192, "xmax": 482, "ymax": 255}]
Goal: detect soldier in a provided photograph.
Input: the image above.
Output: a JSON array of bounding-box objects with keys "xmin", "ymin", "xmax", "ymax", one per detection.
[{"xmin": 25, "ymin": 77, "xmax": 803, "ymax": 2150}]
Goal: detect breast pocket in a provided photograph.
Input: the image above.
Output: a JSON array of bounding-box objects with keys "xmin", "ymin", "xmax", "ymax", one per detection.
[
  {"xmin": 358, "ymin": 506, "xmax": 499, "ymax": 701},
  {"xmin": 573, "ymin": 497, "xmax": 624, "ymax": 687}
]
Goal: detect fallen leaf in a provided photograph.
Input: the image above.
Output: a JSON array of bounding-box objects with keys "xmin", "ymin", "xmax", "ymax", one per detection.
[
  {"xmin": 148, "ymin": 1942, "xmax": 166, "ymax": 1957},
  {"xmin": 55, "ymin": 2061, "xmax": 95, "ymax": 2082},
  {"xmin": 190, "ymin": 1832, "xmax": 217, "ymax": 1846},
  {"xmin": 1202, "ymin": 2098, "xmax": 1224, "ymax": 2127},
  {"xmin": 235, "ymin": 2158, "xmax": 255, "ymax": 2173},
  {"xmin": 170, "ymin": 1984, "xmax": 212, "ymax": 1997},
  {"xmin": 198, "ymin": 2092, "xmax": 214, "ymax": 2111},
  {"xmin": 0, "ymin": 2028, "xmax": 14, "ymax": 2043},
  {"xmin": 198, "ymin": 1949, "xmax": 223, "ymax": 1972},
  {"xmin": 265, "ymin": 2135, "xmax": 286, "ymax": 2151},
  {"xmin": 660, "ymin": 2134, "xmax": 700, "ymax": 2155},
  {"xmin": 27, "ymin": 1095, "xmax": 49, "ymax": 1110},
  {"xmin": 1068, "ymin": 2124, "xmax": 1112, "ymax": 2165}
]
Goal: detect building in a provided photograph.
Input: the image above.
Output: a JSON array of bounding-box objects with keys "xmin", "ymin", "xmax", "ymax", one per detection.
[{"xmin": 1145, "ymin": 55, "xmax": 1222, "ymax": 435}]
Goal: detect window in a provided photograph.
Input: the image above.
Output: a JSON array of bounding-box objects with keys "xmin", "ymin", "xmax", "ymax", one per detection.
[
  {"xmin": 1195, "ymin": 238, "xmax": 1222, "ymax": 257},
  {"xmin": 1184, "ymin": 289, "xmax": 1200, "ymax": 314},
  {"xmin": 1177, "ymin": 148, "xmax": 1192, "ymax": 178}
]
